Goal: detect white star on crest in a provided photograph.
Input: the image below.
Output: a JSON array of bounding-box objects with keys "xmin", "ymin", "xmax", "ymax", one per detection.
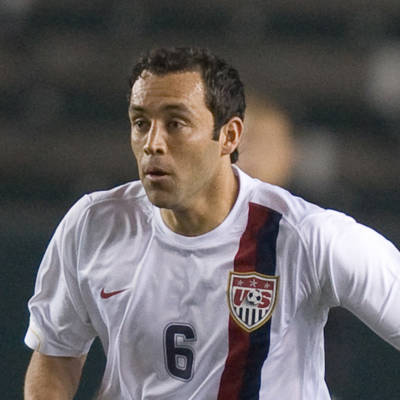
[
  {"xmin": 250, "ymin": 279, "xmax": 258, "ymax": 287},
  {"xmin": 237, "ymin": 279, "xmax": 244, "ymax": 286},
  {"xmin": 264, "ymin": 282, "xmax": 272, "ymax": 289}
]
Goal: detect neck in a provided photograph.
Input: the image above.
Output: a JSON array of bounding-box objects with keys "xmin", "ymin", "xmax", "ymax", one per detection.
[{"xmin": 160, "ymin": 166, "xmax": 239, "ymax": 236}]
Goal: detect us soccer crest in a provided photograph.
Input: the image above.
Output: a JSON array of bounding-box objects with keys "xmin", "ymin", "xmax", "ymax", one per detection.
[{"xmin": 227, "ymin": 271, "xmax": 279, "ymax": 332}]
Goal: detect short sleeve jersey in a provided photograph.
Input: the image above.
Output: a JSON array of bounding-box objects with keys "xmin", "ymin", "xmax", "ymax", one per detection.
[{"xmin": 25, "ymin": 166, "xmax": 400, "ymax": 399}]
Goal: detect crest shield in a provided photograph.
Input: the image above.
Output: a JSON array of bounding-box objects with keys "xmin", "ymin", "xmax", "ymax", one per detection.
[{"xmin": 227, "ymin": 271, "xmax": 279, "ymax": 332}]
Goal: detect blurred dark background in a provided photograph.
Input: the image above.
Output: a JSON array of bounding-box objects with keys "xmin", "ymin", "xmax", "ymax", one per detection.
[{"xmin": 1, "ymin": 1, "xmax": 400, "ymax": 399}]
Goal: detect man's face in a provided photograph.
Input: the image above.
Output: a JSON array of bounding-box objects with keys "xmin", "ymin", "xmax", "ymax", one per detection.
[{"xmin": 129, "ymin": 70, "xmax": 223, "ymax": 210}]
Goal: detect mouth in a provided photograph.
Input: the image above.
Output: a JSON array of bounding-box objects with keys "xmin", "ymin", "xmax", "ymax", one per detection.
[{"xmin": 143, "ymin": 166, "xmax": 170, "ymax": 181}]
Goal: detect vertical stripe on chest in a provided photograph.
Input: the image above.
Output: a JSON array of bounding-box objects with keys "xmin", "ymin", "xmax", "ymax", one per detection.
[{"xmin": 218, "ymin": 202, "xmax": 282, "ymax": 400}]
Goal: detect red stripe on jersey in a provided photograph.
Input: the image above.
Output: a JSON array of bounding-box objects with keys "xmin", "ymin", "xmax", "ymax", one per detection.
[
  {"xmin": 234, "ymin": 203, "xmax": 271, "ymax": 273},
  {"xmin": 217, "ymin": 319, "xmax": 250, "ymax": 399},
  {"xmin": 217, "ymin": 203, "xmax": 271, "ymax": 400}
]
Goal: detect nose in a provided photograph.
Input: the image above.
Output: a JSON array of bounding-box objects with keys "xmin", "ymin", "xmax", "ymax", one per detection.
[{"xmin": 143, "ymin": 121, "xmax": 167, "ymax": 155}]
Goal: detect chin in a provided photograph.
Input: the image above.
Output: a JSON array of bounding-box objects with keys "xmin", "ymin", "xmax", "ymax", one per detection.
[
  {"xmin": 145, "ymin": 190, "xmax": 175, "ymax": 209},
  {"xmin": 148, "ymin": 198, "xmax": 170, "ymax": 209}
]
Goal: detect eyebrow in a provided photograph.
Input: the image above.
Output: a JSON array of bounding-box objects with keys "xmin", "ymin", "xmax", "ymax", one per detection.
[
  {"xmin": 129, "ymin": 103, "xmax": 193, "ymax": 116},
  {"xmin": 128, "ymin": 105, "xmax": 145, "ymax": 115}
]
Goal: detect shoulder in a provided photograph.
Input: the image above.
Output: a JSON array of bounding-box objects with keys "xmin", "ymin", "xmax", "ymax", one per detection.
[
  {"xmin": 238, "ymin": 167, "xmax": 328, "ymax": 227},
  {"xmin": 62, "ymin": 180, "xmax": 151, "ymax": 228},
  {"xmin": 237, "ymin": 166, "xmax": 357, "ymax": 244},
  {"xmin": 85, "ymin": 180, "xmax": 148, "ymax": 209}
]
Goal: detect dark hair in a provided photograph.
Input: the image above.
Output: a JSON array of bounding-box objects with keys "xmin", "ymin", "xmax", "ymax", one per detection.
[{"xmin": 128, "ymin": 47, "xmax": 245, "ymax": 163}]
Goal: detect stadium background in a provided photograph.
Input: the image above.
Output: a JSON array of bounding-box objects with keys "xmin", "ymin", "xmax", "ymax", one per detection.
[{"xmin": 1, "ymin": 1, "xmax": 400, "ymax": 398}]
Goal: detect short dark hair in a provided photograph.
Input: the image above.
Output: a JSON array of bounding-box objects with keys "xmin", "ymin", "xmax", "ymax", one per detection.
[{"xmin": 128, "ymin": 47, "xmax": 245, "ymax": 163}]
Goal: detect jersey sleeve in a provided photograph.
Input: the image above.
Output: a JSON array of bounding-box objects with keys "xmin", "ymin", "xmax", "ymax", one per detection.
[
  {"xmin": 307, "ymin": 210, "xmax": 400, "ymax": 350},
  {"xmin": 25, "ymin": 195, "xmax": 97, "ymax": 356}
]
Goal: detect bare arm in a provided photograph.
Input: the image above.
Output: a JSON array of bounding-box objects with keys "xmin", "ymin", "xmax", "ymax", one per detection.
[{"xmin": 24, "ymin": 351, "xmax": 87, "ymax": 400}]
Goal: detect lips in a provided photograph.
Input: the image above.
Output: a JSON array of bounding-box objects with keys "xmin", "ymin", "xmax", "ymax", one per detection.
[
  {"xmin": 144, "ymin": 166, "xmax": 169, "ymax": 176},
  {"xmin": 143, "ymin": 165, "xmax": 170, "ymax": 182}
]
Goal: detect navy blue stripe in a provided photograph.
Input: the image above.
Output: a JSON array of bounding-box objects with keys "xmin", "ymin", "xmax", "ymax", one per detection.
[
  {"xmin": 239, "ymin": 208, "xmax": 282, "ymax": 399},
  {"xmin": 255, "ymin": 210, "xmax": 282, "ymax": 276}
]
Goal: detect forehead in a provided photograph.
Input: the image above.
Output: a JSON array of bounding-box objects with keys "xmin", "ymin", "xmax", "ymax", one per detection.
[{"xmin": 130, "ymin": 70, "xmax": 206, "ymax": 111}]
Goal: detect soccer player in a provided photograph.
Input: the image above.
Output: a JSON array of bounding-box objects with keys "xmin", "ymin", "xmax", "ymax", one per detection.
[{"xmin": 24, "ymin": 47, "xmax": 400, "ymax": 399}]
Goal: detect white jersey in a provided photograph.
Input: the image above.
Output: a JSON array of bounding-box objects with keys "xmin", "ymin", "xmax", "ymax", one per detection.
[{"xmin": 25, "ymin": 166, "xmax": 400, "ymax": 399}]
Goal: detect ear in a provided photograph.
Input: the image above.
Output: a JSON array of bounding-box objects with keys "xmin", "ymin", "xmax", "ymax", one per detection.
[{"xmin": 219, "ymin": 117, "xmax": 243, "ymax": 157}]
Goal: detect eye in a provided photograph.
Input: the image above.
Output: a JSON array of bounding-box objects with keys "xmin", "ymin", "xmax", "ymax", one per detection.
[
  {"xmin": 167, "ymin": 119, "xmax": 186, "ymax": 130},
  {"xmin": 132, "ymin": 118, "xmax": 149, "ymax": 132}
]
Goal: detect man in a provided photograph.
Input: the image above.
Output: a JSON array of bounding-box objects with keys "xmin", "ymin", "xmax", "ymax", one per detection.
[{"xmin": 24, "ymin": 47, "xmax": 400, "ymax": 399}]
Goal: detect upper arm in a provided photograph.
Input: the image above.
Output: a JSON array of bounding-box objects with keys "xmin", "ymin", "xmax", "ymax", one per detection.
[
  {"xmin": 25, "ymin": 196, "xmax": 96, "ymax": 356},
  {"xmin": 330, "ymin": 222, "xmax": 400, "ymax": 348},
  {"xmin": 311, "ymin": 211, "xmax": 400, "ymax": 349}
]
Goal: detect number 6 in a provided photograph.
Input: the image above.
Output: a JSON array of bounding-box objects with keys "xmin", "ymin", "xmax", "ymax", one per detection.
[{"xmin": 164, "ymin": 323, "xmax": 196, "ymax": 381}]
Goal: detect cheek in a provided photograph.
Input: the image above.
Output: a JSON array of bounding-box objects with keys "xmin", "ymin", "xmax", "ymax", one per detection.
[
  {"xmin": 130, "ymin": 135, "xmax": 142, "ymax": 157},
  {"xmin": 177, "ymin": 140, "xmax": 219, "ymax": 174},
  {"xmin": 130, "ymin": 139, "xmax": 144, "ymax": 174}
]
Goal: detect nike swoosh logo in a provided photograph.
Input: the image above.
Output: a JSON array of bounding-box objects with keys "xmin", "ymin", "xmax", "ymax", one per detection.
[{"xmin": 100, "ymin": 288, "xmax": 127, "ymax": 299}]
